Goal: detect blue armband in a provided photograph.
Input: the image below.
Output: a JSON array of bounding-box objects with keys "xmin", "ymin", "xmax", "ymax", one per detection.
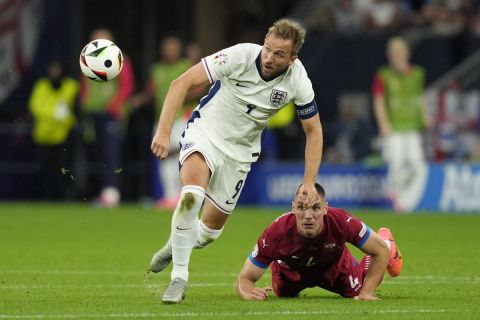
[
  {"xmin": 296, "ymin": 100, "xmax": 318, "ymax": 120},
  {"xmin": 248, "ymin": 254, "xmax": 269, "ymax": 269}
]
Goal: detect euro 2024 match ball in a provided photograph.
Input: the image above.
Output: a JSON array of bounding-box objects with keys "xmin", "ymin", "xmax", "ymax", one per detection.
[{"xmin": 79, "ymin": 39, "xmax": 123, "ymax": 82}]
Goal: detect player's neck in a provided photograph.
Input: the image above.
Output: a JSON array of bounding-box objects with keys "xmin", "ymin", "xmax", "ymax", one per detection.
[{"xmin": 392, "ymin": 63, "xmax": 411, "ymax": 75}]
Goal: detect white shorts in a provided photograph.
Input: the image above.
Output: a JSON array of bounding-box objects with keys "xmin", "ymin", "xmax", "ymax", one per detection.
[{"xmin": 179, "ymin": 127, "xmax": 251, "ymax": 214}]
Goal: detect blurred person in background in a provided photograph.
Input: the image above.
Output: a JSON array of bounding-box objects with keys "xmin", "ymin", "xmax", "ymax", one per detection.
[
  {"xmin": 130, "ymin": 36, "xmax": 192, "ymax": 209},
  {"xmin": 236, "ymin": 183, "xmax": 402, "ymax": 300},
  {"xmin": 330, "ymin": 0, "xmax": 368, "ymax": 35},
  {"xmin": 301, "ymin": 0, "xmax": 407, "ymax": 36},
  {"xmin": 326, "ymin": 94, "xmax": 374, "ymax": 164},
  {"xmin": 29, "ymin": 60, "xmax": 79, "ymax": 200},
  {"xmin": 263, "ymin": 102, "xmax": 304, "ymax": 160},
  {"xmin": 148, "ymin": 18, "xmax": 323, "ymax": 304},
  {"xmin": 80, "ymin": 28, "xmax": 134, "ymax": 208},
  {"xmin": 415, "ymin": 0, "xmax": 467, "ymax": 36},
  {"xmin": 363, "ymin": 0, "xmax": 407, "ymax": 34},
  {"xmin": 372, "ymin": 36, "xmax": 431, "ymax": 211}
]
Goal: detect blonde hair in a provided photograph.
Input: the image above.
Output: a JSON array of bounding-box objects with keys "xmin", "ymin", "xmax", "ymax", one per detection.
[
  {"xmin": 266, "ymin": 18, "xmax": 306, "ymax": 56},
  {"xmin": 387, "ymin": 36, "xmax": 410, "ymax": 55}
]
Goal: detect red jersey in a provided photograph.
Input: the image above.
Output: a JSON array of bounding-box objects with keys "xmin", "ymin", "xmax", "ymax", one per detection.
[{"xmin": 249, "ymin": 207, "xmax": 371, "ymax": 292}]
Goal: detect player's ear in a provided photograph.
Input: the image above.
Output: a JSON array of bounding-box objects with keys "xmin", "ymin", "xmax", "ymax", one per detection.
[{"xmin": 289, "ymin": 55, "xmax": 297, "ymax": 65}]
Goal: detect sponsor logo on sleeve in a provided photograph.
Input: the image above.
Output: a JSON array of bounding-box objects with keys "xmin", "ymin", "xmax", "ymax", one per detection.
[{"xmin": 262, "ymin": 238, "xmax": 268, "ymax": 248}]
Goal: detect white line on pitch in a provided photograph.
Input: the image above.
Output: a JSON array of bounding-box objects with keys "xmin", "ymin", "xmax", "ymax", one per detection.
[
  {"xmin": 0, "ymin": 283, "xmax": 232, "ymax": 289},
  {"xmin": 0, "ymin": 309, "xmax": 461, "ymax": 319},
  {"xmin": 1, "ymin": 279, "xmax": 478, "ymax": 290},
  {"xmin": 0, "ymin": 270, "xmax": 237, "ymax": 277},
  {"xmin": 0, "ymin": 270, "xmax": 478, "ymax": 281}
]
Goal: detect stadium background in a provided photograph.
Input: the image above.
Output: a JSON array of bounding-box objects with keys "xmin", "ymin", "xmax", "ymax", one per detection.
[
  {"xmin": 1, "ymin": 1, "xmax": 480, "ymax": 319},
  {"xmin": 2, "ymin": 0, "xmax": 480, "ymax": 211}
]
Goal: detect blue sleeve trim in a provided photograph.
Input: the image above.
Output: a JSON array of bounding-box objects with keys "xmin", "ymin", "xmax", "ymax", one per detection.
[
  {"xmin": 356, "ymin": 226, "xmax": 371, "ymax": 247},
  {"xmin": 198, "ymin": 80, "xmax": 221, "ymax": 109},
  {"xmin": 248, "ymin": 254, "xmax": 269, "ymax": 269},
  {"xmin": 295, "ymin": 99, "xmax": 318, "ymax": 120}
]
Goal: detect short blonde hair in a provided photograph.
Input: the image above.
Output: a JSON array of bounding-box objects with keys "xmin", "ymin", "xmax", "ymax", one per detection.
[
  {"xmin": 387, "ymin": 36, "xmax": 410, "ymax": 55},
  {"xmin": 266, "ymin": 18, "xmax": 306, "ymax": 56}
]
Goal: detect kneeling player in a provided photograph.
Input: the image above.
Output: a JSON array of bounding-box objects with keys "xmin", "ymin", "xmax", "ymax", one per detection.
[{"xmin": 236, "ymin": 183, "xmax": 402, "ymax": 300}]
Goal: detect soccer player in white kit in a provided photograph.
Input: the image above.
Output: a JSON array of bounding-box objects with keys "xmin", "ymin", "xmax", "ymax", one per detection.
[{"xmin": 149, "ymin": 18, "xmax": 324, "ymax": 304}]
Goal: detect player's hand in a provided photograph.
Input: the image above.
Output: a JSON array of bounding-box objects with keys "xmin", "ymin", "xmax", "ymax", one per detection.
[
  {"xmin": 354, "ymin": 293, "xmax": 380, "ymax": 301},
  {"xmin": 151, "ymin": 130, "xmax": 170, "ymax": 160},
  {"xmin": 248, "ymin": 287, "xmax": 272, "ymax": 300},
  {"xmin": 299, "ymin": 182, "xmax": 318, "ymax": 208}
]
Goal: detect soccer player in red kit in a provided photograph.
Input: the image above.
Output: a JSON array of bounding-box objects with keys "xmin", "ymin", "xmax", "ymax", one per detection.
[{"xmin": 236, "ymin": 183, "xmax": 403, "ymax": 300}]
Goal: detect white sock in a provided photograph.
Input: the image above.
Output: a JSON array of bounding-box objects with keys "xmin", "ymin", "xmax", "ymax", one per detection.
[
  {"xmin": 194, "ymin": 220, "xmax": 223, "ymax": 249},
  {"xmin": 170, "ymin": 185, "xmax": 205, "ymax": 281}
]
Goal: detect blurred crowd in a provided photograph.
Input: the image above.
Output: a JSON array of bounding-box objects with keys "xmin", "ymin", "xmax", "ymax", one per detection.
[
  {"xmin": 27, "ymin": 28, "xmax": 207, "ymax": 207},
  {"xmin": 300, "ymin": 0, "xmax": 478, "ymax": 37},
  {"xmin": 15, "ymin": 0, "xmax": 480, "ymax": 206}
]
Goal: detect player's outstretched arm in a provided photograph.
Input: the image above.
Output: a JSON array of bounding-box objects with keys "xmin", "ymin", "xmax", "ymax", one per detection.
[
  {"xmin": 236, "ymin": 259, "xmax": 271, "ymax": 300},
  {"xmin": 151, "ymin": 63, "xmax": 209, "ymax": 159},
  {"xmin": 299, "ymin": 114, "xmax": 323, "ymax": 207},
  {"xmin": 355, "ymin": 230, "xmax": 390, "ymax": 300}
]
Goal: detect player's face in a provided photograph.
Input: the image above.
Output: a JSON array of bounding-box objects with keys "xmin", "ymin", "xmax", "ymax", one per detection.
[
  {"xmin": 160, "ymin": 37, "xmax": 182, "ymax": 63},
  {"xmin": 292, "ymin": 193, "xmax": 327, "ymax": 239},
  {"xmin": 90, "ymin": 29, "xmax": 113, "ymax": 42},
  {"xmin": 260, "ymin": 34, "xmax": 297, "ymax": 80},
  {"xmin": 388, "ymin": 42, "xmax": 409, "ymax": 71}
]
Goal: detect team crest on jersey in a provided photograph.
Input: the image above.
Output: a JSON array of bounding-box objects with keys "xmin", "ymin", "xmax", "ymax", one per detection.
[
  {"xmin": 270, "ymin": 89, "xmax": 287, "ymax": 107},
  {"xmin": 324, "ymin": 242, "xmax": 337, "ymax": 251},
  {"xmin": 213, "ymin": 53, "xmax": 228, "ymax": 65}
]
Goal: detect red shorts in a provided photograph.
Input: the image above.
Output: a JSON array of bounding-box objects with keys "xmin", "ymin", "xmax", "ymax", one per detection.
[{"xmin": 271, "ymin": 249, "xmax": 369, "ymax": 298}]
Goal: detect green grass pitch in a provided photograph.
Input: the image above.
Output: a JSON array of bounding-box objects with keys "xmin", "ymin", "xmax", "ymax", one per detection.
[{"xmin": 0, "ymin": 203, "xmax": 479, "ymax": 319}]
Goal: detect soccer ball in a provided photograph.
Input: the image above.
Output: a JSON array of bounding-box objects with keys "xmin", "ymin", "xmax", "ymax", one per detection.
[{"xmin": 79, "ymin": 39, "xmax": 123, "ymax": 81}]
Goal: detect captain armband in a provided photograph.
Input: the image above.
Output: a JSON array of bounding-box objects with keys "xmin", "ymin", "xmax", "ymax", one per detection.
[{"xmin": 296, "ymin": 100, "xmax": 318, "ymax": 120}]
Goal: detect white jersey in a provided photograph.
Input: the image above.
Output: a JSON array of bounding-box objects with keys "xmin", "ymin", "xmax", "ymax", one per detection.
[{"xmin": 188, "ymin": 43, "xmax": 317, "ymax": 163}]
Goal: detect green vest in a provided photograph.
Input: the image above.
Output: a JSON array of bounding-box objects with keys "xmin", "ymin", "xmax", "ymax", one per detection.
[
  {"xmin": 379, "ymin": 65, "xmax": 425, "ymax": 131},
  {"xmin": 82, "ymin": 78, "xmax": 119, "ymax": 113},
  {"xmin": 151, "ymin": 59, "xmax": 191, "ymax": 118},
  {"xmin": 29, "ymin": 78, "xmax": 78, "ymax": 145}
]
